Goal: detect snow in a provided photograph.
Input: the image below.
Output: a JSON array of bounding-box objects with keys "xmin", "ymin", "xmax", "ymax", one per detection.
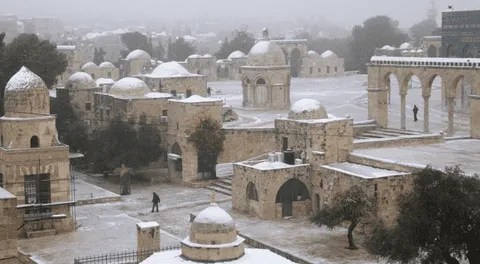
[
  {"xmin": 5, "ymin": 66, "xmax": 46, "ymax": 91},
  {"xmin": 0, "ymin": 115, "xmax": 55, "ymax": 122},
  {"xmin": 203, "ymin": 54, "xmax": 213, "ymax": 58},
  {"xmin": 144, "ymin": 92, "xmax": 173, "ymax": 98},
  {"xmin": 290, "ymin": 98, "xmax": 324, "ymax": 113},
  {"xmin": 321, "ymin": 162, "xmax": 409, "ymax": 179},
  {"xmin": 81, "ymin": 62, "xmax": 98, "ymax": 70},
  {"xmin": 251, "ymin": 161, "xmax": 294, "ymax": 170},
  {"xmin": 277, "ymin": 117, "xmax": 346, "ymax": 124},
  {"xmin": 141, "ymin": 248, "xmax": 297, "ymax": 264},
  {"xmin": 308, "ymin": 50, "xmax": 319, "ymax": 57},
  {"xmin": 68, "ymin": 72, "xmax": 95, "ymax": 84},
  {"xmin": 56, "ymin": 45, "xmax": 75, "ymax": 51},
  {"xmin": 109, "ymin": 77, "xmax": 149, "ymax": 96},
  {"xmin": 95, "ymin": 78, "xmax": 115, "ymax": 85},
  {"xmin": 137, "ymin": 221, "xmax": 160, "ymax": 229},
  {"xmin": 249, "ymin": 41, "xmax": 272, "ymax": 55},
  {"xmin": 170, "ymin": 95, "xmax": 222, "ymax": 103},
  {"xmin": 126, "ymin": 49, "xmax": 151, "ymax": 60},
  {"xmin": 98, "ymin": 61, "xmax": 115, "ymax": 68},
  {"xmin": 181, "ymin": 236, "xmax": 244, "ymax": 248},
  {"xmin": 82, "ymin": 28, "xmax": 129, "ymax": 40},
  {"xmin": 227, "ymin": 50, "xmax": 247, "ymax": 59},
  {"xmin": 151, "ymin": 61, "xmax": 196, "ymax": 78},
  {"xmin": 217, "ymin": 59, "xmax": 227, "ymax": 64},
  {"xmin": 416, "ymin": 49, "xmax": 423, "ymax": 53},
  {"xmin": 399, "ymin": 42, "xmax": 413, "ymax": 50},
  {"xmin": 193, "ymin": 203, "xmax": 234, "ymax": 225},
  {"xmin": 321, "ymin": 50, "xmax": 336, "ymax": 58},
  {"xmin": 380, "ymin": 45, "xmax": 395, "ymax": 50},
  {"xmin": 0, "ymin": 187, "xmax": 15, "ymax": 199},
  {"xmin": 183, "ymin": 35, "xmax": 197, "ymax": 41},
  {"xmin": 187, "ymin": 54, "xmax": 201, "ymax": 59},
  {"xmin": 370, "ymin": 56, "xmax": 480, "ymax": 64}
]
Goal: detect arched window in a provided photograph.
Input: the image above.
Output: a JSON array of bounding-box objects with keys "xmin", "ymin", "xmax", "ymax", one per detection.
[
  {"xmin": 447, "ymin": 44, "xmax": 456, "ymax": 57},
  {"xmin": 171, "ymin": 143, "xmax": 182, "ymax": 172},
  {"xmin": 320, "ymin": 179, "xmax": 323, "ymax": 189},
  {"xmin": 247, "ymin": 182, "xmax": 259, "ymax": 201},
  {"xmin": 427, "ymin": 45, "xmax": 437, "ymax": 57},
  {"xmin": 30, "ymin": 136, "xmax": 39, "ymax": 148},
  {"xmin": 276, "ymin": 178, "xmax": 310, "ymax": 202},
  {"xmin": 0, "ymin": 173, "xmax": 3, "ymax": 188},
  {"xmin": 463, "ymin": 44, "xmax": 474, "ymax": 58},
  {"xmin": 256, "ymin": 78, "xmax": 266, "ymax": 85}
]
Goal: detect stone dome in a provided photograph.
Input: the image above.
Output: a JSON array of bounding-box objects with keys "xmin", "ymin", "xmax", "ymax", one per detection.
[
  {"xmin": 126, "ymin": 49, "xmax": 151, "ymax": 60},
  {"xmin": 202, "ymin": 54, "xmax": 213, "ymax": 58},
  {"xmin": 399, "ymin": 42, "xmax": 413, "ymax": 50},
  {"xmin": 65, "ymin": 72, "xmax": 96, "ymax": 90},
  {"xmin": 308, "ymin": 50, "xmax": 320, "ymax": 57},
  {"xmin": 247, "ymin": 40, "xmax": 286, "ymax": 66},
  {"xmin": 4, "ymin": 66, "xmax": 50, "ymax": 117},
  {"xmin": 81, "ymin": 62, "xmax": 98, "ymax": 70},
  {"xmin": 321, "ymin": 50, "xmax": 337, "ymax": 58},
  {"xmin": 227, "ymin": 50, "xmax": 247, "ymax": 60},
  {"xmin": 288, "ymin": 98, "xmax": 328, "ymax": 120},
  {"xmin": 98, "ymin": 61, "xmax": 116, "ymax": 68},
  {"xmin": 151, "ymin": 61, "xmax": 193, "ymax": 78},
  {"xmin": 109, "ymin": 77, "xmax": 150, "ymax": 97},
  {"xmin": 187, "ymin": 54, "xmax": 202, "ymax": 59}
]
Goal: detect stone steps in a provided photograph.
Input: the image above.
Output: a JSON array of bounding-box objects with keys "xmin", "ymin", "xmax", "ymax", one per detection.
[
  {"xmin": 376, "ymin": 128, "xmax": 421, "ymax": 135},
  {"xmin": 355, "ymin": 127, "xmax": 423, "ymax": 140},
  {"xmin": 367, "ymin": 129, "xmax": 414, "ymax": 137},
  {"xmin": 205, "ymin": 176, "xmax": 233, "ymax": 196},
  {"xmin": 26, "ymin": 229, "xmax": 56, "ymax": 238},
  {"xmin": 361, "ymin": 132, "xmax": 392, "ymax": 138},
  {"xmin": 205, "ymin": 185, "xmax": 232, "ymax": 196}
]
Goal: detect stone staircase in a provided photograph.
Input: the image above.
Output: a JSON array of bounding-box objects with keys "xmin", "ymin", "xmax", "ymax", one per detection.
[
  {"xmin": 355, "ymin": 127, "xmax": 422, "ymax": 140},
  {"xmin": 205, "ymin": 176, "xmax": 232, "ymax": 196}
]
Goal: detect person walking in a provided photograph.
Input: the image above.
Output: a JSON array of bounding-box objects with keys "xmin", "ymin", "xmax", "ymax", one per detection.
[
  {"xmin": 413, "ymin": 105, "xmax": 419, "ymax": 122},
  {"xmin": 207, "ymin": 87, "xmax": 212, "ymax": 97},
  {"xmin": 151, "ymin": 192, "xmax": 160, "ymax": 212}
]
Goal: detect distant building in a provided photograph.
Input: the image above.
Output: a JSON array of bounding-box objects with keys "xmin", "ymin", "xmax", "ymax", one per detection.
[
  {"xmin": 440, "ymin": 9, "xmax": 480, "ymax": 57},
  {"xmin": 0, "ymin": 14, "xmax": 18, "ymax": 42},
  {"xmin": 31, "ymin": 17, "xmax": 64, "ymax": 41}
]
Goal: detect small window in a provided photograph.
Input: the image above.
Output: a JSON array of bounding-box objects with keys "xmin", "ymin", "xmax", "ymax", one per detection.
[
  {"xmin": 256, "ymin": 78, "xmax": 266, "ymax": 85},
  {"xmin": 334, "ymin": 67, "xmax": 338, "ymax": 73},
  {"xmin": 162, "ymin": 110, "xmax": 168, "ymax": 116},
  {"xmin": 107, "ymin": 72, "xmax": 112, "ymax": 78},
  {"xmin": 186, "ymin": 89, "xmax": 192, "ymax": 98},
  {"xmin": 85, "ymin": 103, "xmax": 91, "ymax": 111},
  {"xmin": 326, "ymin": 66, "xmax": 330, "ymax": 73},
  {"xmin": 171, "ymin": 90, "xmax": 177, "ymax": 96},
  {"xmin": 318, "ymin": 68, "xmax": 321, "ymax": 73},
  {"xmin": 106, "ymin": 109, "xmax": 110, "ymax": 117},
  {"xmin": 176, "ymin": 122, "xmax": 179, "ymax": 130},
  {"xmin": 0, "ymin": 173, "xmax": 3, "ymax": 188},
  {"xmin": 309, "ymin": 67, "xmax": 313, "ymax": 74},
  {"xmin": 30, "ymin": 136, "xmax": 39, "ymax": 148}
]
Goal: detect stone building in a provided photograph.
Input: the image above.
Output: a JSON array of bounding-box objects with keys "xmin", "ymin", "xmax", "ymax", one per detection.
[
  {"xmin": 273, "ymin": 39, "xmax": 308, "ymax": 78},
  {"xmin": 80, "ymin": 61, "xmax": 120, "ymax": 81},
  {"xmin": 140, "ymin": 201, "xmax": 296, "ymax": 263},
  {"xmin": 216, "ymin": 51, "xmax": 247, "ymax": 80},
  {"xmin": 123, "ymin": 49, "xmax": 152, "ymax": 77},
  {"xmin": 185, "ymin": 54, "xmax": 217, "ymax": 81},
  {"xmin": 0, "ymin": 67, "xmax": 74, "ymax": 238},
  {"xmin": 441, "ymin": 9, "xmax": 480, "ymax": 58},
  {"xmin": 303, "ymin": 50, "xmax": 345, "ymax": 77},
  {"xmin": 422, "ymin": 36, "xmax": 442, "ymax": 57},
  {"xmin": 0, "ymin": 188, "xmax": 18, "ymax": 263},
  {"xmin": 139, "ymin": 61, "xmax": 207, "ymax": 97},
  {"xmin": 166, "ymin": 95, "xmax": 223, "ymax": 183},
  {"xmin": 241, "ymin": 34, "xmax": 291, "ymax": 109}
]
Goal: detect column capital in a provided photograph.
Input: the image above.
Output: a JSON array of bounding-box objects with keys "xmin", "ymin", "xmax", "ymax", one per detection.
[{"xmin": 422, "ymin": 93, "xmax": 431, "ymax": 99}]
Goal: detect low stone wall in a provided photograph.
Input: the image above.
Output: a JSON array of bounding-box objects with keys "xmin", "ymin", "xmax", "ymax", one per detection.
[
  {"xmin": 353, "ymin": 133, "xmax": 444, "ymax": 149},
  {"xmin": 76, "ymin": 195, "xmax": 122, "ymax": 206},
  {"xmin": 348, "ymin": 153, "xmax": 426, "ymax": 173},
  {"xmin": 219, "ymin": 128, "xmax": 276, "ymax": 163}
]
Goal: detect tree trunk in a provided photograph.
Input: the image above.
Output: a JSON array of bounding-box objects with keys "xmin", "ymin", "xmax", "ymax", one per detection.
[
  {"xmin": 442, "ymin": 252, "xmax": 460, "ymax": 264},
  {"xmin": 346, "ymin": 220, "xmax": 359, "ymax": 250}
]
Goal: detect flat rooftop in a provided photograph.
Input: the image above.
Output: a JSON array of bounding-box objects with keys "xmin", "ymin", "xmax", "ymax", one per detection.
[
  {"xmin": 354, "ymin": 139, "xmax": 480, "ymax": 176},
  {"xmin": 321, "ymin": 162, "xmax": 409, "ymax": 179}
]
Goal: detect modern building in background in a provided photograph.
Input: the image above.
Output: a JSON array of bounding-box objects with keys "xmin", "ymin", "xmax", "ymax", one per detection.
[
  {"xmin": 440, "ymin": 9, "xmax": 480, "ymax": 58},
  {"xmin": 0, "ymin": 13, "xmax": 18, "ymax": 42}
]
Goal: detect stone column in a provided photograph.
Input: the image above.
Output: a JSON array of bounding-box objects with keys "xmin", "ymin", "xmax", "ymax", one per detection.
[
  {"xmin": 423, "ymin": 95, "xmax": 430, "ymax": 133},
  {"xmin": 470, "ymin": 95, "xmax": 480, "ymax": 138},
  {"xmin": 367, "ymin": 88, "xmax": 388, "ymax": 127},
  {"xmin": 137, "ymin": 221, "xmax": 160, "ymax": 262},
  {"xmin": 447, "ymin": 97, "xmax": 455, "ymax": 136},
  {"xmin": 400, "ymin": 93, "xmax": 406, "ymax": 130}
]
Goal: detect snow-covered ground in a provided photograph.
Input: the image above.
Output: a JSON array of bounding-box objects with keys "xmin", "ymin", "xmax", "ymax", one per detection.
[{"xmin": 211, "ymin": 75, "xmax": 470, "ymax": 136}]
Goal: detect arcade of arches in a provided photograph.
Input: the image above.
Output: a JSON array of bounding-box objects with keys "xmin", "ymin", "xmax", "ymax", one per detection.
[{"xmin": 368, "ymin": 57, "xmax": 480, "ymax": 137}]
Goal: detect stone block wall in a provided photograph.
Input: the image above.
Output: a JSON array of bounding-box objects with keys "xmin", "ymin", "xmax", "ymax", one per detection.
[
  {"xmin": 0, "ymin": 188, "xmax": 18, "ymax": 264},
  {"xmin": 232, "ymin": 163, "xmax": 310, "ymax": 220},
  {"xmin": 353, "ymin": 133, "xmax": 444, "ymax": 149},
  {"xmin": 148, "ymin": 76, "xmax": 207, "ymax": 97},
  {"xmin": 186, "ymin": 58, "xmax": 217, "ymax": 82},
  {"xmin": 218, "ymin": 128, "xmax": 276, "ymax": 163}
]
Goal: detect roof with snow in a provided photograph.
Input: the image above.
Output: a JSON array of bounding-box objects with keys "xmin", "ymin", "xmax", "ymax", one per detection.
[
  {"xmin": 227, "ymin": 50, "xmax": 247, "ymax": 60},
  {"xmin": 289, "ymin": 98, "xmax": 328, "ymax": 119},
  {"xmin": 109, "ymin": 77, "xmax": 150, "ymax": 97},
  {"xmin": 308, "ymin": 50, "xmax": 319, "ymax": 57},
  {"xmin": 399, "ymin": 42, "xmax": 413, "ymax": 50},
  {"xmin": 56, "ymin": 45, "xmax": 76, "ymax": 51},
  {"xmin": 169, "ymin": 95, "xmax": 222, "ymax": 104},
  {"xmin": 380, "ymin": 45, "xmax": 395, "ymax": 50},
  {"xmin": 66, "ymin": 72, "xmax": 96, "ymax": 90},
  {"xmin": 187, "ymin": 54, "xmax": 202, "ymax": 59},
  {"xmin": 251, "ymin": 161, "xmax": 293, "ymax": 170},
  {"xmin": 126, "ymin": 49, "xmax": 151, "ymax": 60},
  {"xmin": 183, "ymin": 35, "xmax": 198, "ymax": 41},
  {"xmin": 203, "ymin": 54, "xmax": 213, "ymax": 58},
  {"xmin": 99, "ymin": 61, "xmax": 115, "ymax": 68},
  {"xmin": 150, "ymin": 61, "xmax": 197, "ymax": 78},
  {"xmin": 81, "ymin": 62, "xmax": 98, "ymax": 70},
  {"xmin": 5, "ymin": 66, "xmax": 47, "ymax": 91},
  {"xmin": 247, "ymin": 40, "xmax": 286, "ymax": 67},
  {"xmin": 321, "ymin": 162, "xmax": 409, "ymax": 179},
  {"xmin": 95, "ymin": 78, "xmax": 115, "ymax": 85},
  {"xmin": 193, "ymin": 203, "xmax": 234, "ymax": 226},
  {"xmin": 370, "ymin": 56, "xmax": 480, "ymax": 67},
  {"xmin": 321, "ymin": 50, "xmax": 336, "ymax": 58},
  {"xmin": 140, "ymin": 248, "xmax": 297, "ymax": 264}
]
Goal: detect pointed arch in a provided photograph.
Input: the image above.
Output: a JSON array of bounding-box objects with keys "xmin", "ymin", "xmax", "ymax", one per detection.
[{"xmin": 247, "ymin": 182, "xmax": 259, "ymax": 201}]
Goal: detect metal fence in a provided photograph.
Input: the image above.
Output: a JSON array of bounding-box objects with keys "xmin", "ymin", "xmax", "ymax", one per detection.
[{"xmin": 73, "ymin": 245, "xmax": 181, "ymax": 264}]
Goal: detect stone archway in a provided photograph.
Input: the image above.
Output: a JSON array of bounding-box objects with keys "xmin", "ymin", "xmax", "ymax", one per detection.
[
  {"xmin": 275, "ymin": 178, "xmax": 310, "ymax": 218},
  {"xmin": 290, "ymin": 48, "xmax": 302, "ymax": 77},
  {"xmin": 427, "ymin": 45, "xmax": 437, "ymax": 57},
  {"xmin": 463, "ymin": 44, "xmax": 474, "ymax": 58},
  {"xmin": 171, "ymin": 143, "xmax": 182, "ymax": 172},
  {"xmin": 447, "ymin": 44, "xmax": 456, "ymax": 57}
]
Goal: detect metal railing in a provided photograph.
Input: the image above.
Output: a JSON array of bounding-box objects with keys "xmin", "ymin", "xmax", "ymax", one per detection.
[{"xmin": 73, "ymin": 245, "xmax": 181, "ymax": 264}]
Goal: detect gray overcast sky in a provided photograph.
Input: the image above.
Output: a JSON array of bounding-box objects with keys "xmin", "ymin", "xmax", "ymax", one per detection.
[{"xmin": 1, "ymin": 0, "xmax": 479, "ymax": 28}]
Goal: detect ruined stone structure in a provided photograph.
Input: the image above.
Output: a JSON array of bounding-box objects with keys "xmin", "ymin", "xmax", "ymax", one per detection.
[
  {"xmin": 139, "ymin": 61, "xmax": 207, "ymax": 97},
  {"xmin": 0, "ymin": 67, "xmax": 74, "ymax": 238},
  {"xmin": 367, "ymin": 56, "xmax": 480, "ymax": 137},
  {"xmin": 216, "ymin": 51, "xmax": 247, "ymax": 80},
  {"xmin": 241, "ymin": 32, "xmax": 291, "ymax": 109},
  {"xmin": 166, "ymin": 96, "xmax": 223, "ymax": 183},
  {"xmin": 185, "ymin": 54, "xmax": 217, "ymax": 81},
  {"xmin": 0, "ymin": 188, "xmax": 18, "ymax": 264},
  {"xmin": 303, "ymin": 50, "xmax": 345, "ymax": 78}
]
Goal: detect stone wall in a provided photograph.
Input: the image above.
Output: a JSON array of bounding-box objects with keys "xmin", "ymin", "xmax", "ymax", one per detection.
[
  {"xmin": 218, "ymin": 128, "xmax": 276, "ymax": 163},
  {"xmin": 302, "ymin": 56, "xmax": 345, "ymax": 78},
  {"xmin": 144, "ymin": 76, "xmax": 207, "ymax": 97},
  {"xmin": 0, "ymin": 188, "xmax": 18, "ymax": 264},
  {"xmin": 353, "ymin": 133, "xmax": 444, "ymax": 149},
  {"xmin": 67, "ymin": 88, "xmax": 102, "ymax": 122},
  {"xmin": 186, "ymin": 58, "xmax": 217, "ymax": 81},
  {"xmin": 232, "ymin": 163, "xmax": 310, "ymax": 220}
]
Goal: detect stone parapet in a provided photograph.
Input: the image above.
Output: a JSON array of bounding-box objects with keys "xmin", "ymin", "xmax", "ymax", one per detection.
[{"xmin": 353, "ymin": 133, "xmax": 444, "ymax": 149}]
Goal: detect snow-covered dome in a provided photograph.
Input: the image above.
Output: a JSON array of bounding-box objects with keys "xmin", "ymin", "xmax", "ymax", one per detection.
[
  {"xmin": 151, "ymin": 61, "xmax": 193, "ymax": 78},
  {"xmin": 308, "ymin": 50, "xmax": 320, "ymax": 57},
  {"xmin": 288, "ymin": 98, "xmax": 328, "ymax": 120},
  {"xmin": 247, "ymin": 40, "xmax": 286, "ymax": 66},
  {"xmin": 98, "ymin": 61, "xmax": 115, "ymax": 68},
  {"xmin": 321, "ymin": 50, "xmax": 337, "ymax": 58},
  {"xmin": 381, "ymin": 45, "xmax": 395, "ymax": 51},
  {"xmin": 187, "ymin": 54, "xmax": 202, "ymax": 59},
  {"xmin": 65, "ymin": 72, "xmax": 96, "ymax": 90},
  {"xmin": 81, "ymin": 62, "xmax": 98, "ymax": 70},
  {"xmin": 227, "ymin": 50, "xmax": 247, "ymax": 60},
  {"xmin": 96, "ymin": 78, "xmax": 115, "ymax": 86},
  {"xmin": 202, "ymin": 54, "xmax": 213, "ymax": 58},
  {"xmin": 109, "ymin": 77, "xmax": 150, "ymax": 97},
  {"xmin": 157, "ymin": 60, "xmax": 163, "ymax": 64},
  {"xmin": 416, "ymin": 49, "xmax": 423, "ymax": 53},
  {"xmin": 410, "ymin": 49, "xmax": 417, "ymax": 53},
  {"xmin": 4, "ymin": 66, "xmax": 50, "ymax": 117},
  {"xmin": 126, "ymin": 49, "xmax": 151, "ymax": 60},
  {"xmin": 399, "ymin": 42, "xmax": 413, "ymax": 50}
]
